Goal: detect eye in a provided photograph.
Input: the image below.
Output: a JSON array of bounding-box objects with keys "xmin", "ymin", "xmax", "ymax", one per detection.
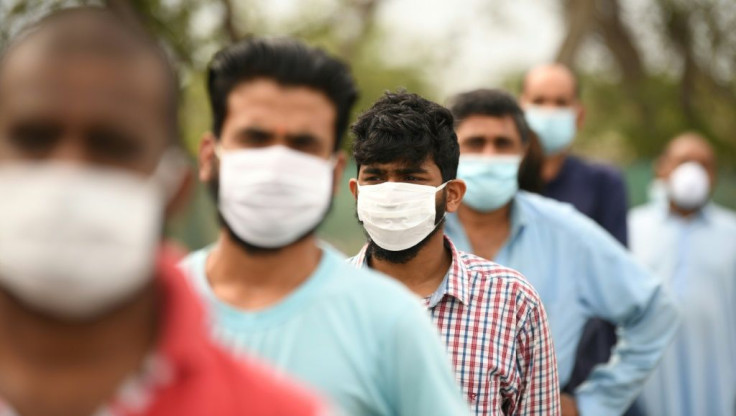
[{"xmin": 7, "ymin": 121, "xmax": 61, "ymax": 155}]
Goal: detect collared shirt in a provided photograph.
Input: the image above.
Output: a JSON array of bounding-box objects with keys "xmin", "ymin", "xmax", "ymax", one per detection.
[
  {"xmin": 445, "ymin": 191, "xmax": 680, "ymax": 416},
  {"xmin": 0, "ymin": 248, "xmax": 328, "ymax": 416},
  {"xmin": 629, "ymin": 202, "xmax": 736, "ymax": 416},
  {"xmin": 180, "ymin": 244, "xmax": 470, "ymax": 416},
  {"xmin": 349, "ymin": 237, "xmax": 561, "ymax": 416}
]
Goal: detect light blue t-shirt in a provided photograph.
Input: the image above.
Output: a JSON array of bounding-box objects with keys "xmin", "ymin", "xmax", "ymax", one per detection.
[
  {"xmin": 179, "ymin": 244, "xmax": 469, "ymax": 416},
  {"xmin": 445, "ymin": 191, "xmax": 679, "ymax": 416},
  {"xmin": 629, "ymin": 202, "xmax": 736, "ymax": 416}
]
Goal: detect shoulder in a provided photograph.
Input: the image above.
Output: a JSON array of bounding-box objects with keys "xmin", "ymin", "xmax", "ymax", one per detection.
[
  {"xmin": 517, "ymin": 192, "xmax": 624, "ymax": 249},
  {"xmin": 571, "ymin": 155, "xmax": 625, "ymax": 185},
  {"xmin": 203, "ymin": 346, "xmax": 328, "ymax": 415},
  {"xmin": 457, "ymin": 250, "xmax": 546, "ymax": 314},
  {"xmin": 629, "ymin": 202, "xmax": 662, "ymax": 224},
  {"xmin": 708, "ymin": 204, "xmax": 736, "ymax": 231}
]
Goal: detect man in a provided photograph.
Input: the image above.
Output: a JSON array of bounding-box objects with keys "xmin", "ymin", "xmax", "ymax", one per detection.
[
  {"xmin": 629, "ymin": 133, "xmax": 736, "ymax": 416},
  {"xmin": 519, "ymin": 64, "xmax": 630, "ymax": 404},
  {"xmin": 445, "ymin": 89, "xmax": 679, "ymax": 416},
  {"xmin": 179, "ymin": 38, "xmax": 469, "ymax": 416},
  {"xmin": 347, "ymin": 91, "xmax": 560, "ymax": 415},
  {"xmin": 0, "ymin": 7, "xmax": 328, "ymax": 416}
]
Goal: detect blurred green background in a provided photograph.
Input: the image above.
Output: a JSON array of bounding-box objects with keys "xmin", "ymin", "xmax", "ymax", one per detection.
[{"xmin": 3, "ymin": 0, "xmax": 734, "ymax": 254}]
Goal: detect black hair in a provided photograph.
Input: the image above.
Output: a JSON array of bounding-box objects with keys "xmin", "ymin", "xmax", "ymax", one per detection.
[
  {"xmin": 0, "ymin": 6, "xmax": 181, "ymax": 144},
  {"xmin": 207, "ymin": 37, "xmax": 358, "ymax": 151},
  {"xmin": 352, "ymin": 90, "xmax": 459, "ymax": 182},
  {"xmin": 449, "ymin": 88, "xmax": 544, "ymax": 193}
]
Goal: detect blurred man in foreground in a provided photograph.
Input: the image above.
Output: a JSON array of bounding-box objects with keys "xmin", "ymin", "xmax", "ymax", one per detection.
[
  {"xmin": 519, "ymin": 64, "xmax": 630, "ymax": 405},
  {"xmin": 179, "ymin": 37, "xmax": 469, "ymax": 416},
  {"xmin": 629, "ymin": 133, "xmax": 736, "ymax": 416},
  {"xmin": 0, "ymin": 8, "xmax": 328, "ymax": 416},
  {"xmin": 445, "ymin": 89, "xmax": 679, "ymax": 416},
  {"xmin": 347, "ymin": 91, "xmax": 560, "ymax": 415}
]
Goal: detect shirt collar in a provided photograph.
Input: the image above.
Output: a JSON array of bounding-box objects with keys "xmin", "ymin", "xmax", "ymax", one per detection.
[
  {"xmin": 353, "ymin": 236, "xmax": 471, "ymax": 306},
  {"xmin": 508, "ymin": 193, "xmax": 529, "ymax": 240}
]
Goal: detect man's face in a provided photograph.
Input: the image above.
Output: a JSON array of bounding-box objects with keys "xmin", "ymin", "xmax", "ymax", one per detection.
[
  {"xmin": 520, "ymin": 66, "xmax": 584, "ymax": 129},
  {"xmin": 658, "ymin": 139, "xmax": 717, "ymax": 185},
  {"xmin": 0, "ymin": 37, "xmax": 171, "ymax": 175},
  {"xmin": 455, "ymin": 115, "xmax": 525, "ymax": 157}
]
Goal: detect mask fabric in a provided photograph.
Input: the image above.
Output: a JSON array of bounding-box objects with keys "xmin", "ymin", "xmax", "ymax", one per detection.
[
  {"xmin": 524, "ymin": 106, "xmax": 577, "ymax": 155},
  {"xmin": 357, "ymin": 181, "xmax": 447, "ymax": 251},
  {"xmin": 457, "ymin": 154, "xmax": 521, "ymax": 212},
  {"xmin": 667, "ymin": 161, "xmax": 710, "ymax": 210},
  {"xmin": 0, "ymin": 161, "xmax": 169, "ymax": 320},
  {"xmin": 218, "ymin": 145, "xmax": 333, "ymax": 249}
]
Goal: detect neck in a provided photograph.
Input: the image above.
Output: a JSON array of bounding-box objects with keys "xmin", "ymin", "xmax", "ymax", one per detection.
[
  {"xmin": 206, "ymin": 230, "xmax": 322, "ymax": 310},
  {"xmin": 669, "ymin": 201, "xmax": 702, "ymax": 219},
  {"xmin": 456, "ymin": 202, "xmax": 513, "ymax": 260},
  {"xmin": 370, "ymin": 229, "xmax": 451, "ymax": 298},
  {"xmin": 542, "ymin": 151, "xmax": 568, "ymax": 183},
  {"xmin": 0, "ymin": 284, "xmax": 158, "ymax": 415}
]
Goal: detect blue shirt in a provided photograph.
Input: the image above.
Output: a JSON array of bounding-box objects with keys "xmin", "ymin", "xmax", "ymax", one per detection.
[
  {"xmin": 629, "ymin": 202, "xmax": 736, "ymax": 416},
  {"xmin": 179, "ymin": 245, "xmax": 469, "ymax": 416},
  {"xmin": 445, "ymin": 191, "xmax": 679, "ymax": 416},
  {"xmin": 543, "ymin": 155, "xmax": 628, "ymax": 245}
]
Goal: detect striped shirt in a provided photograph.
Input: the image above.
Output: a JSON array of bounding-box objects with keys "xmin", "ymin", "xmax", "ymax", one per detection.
[{"xmin": 349, "ymin": 237, "xmax": 560, "ymax": 416}]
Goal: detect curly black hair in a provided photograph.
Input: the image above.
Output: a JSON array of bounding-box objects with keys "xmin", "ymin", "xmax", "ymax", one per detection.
[{"xmin": 352, "ymin": 90, "xmax": 459, "ymax": 182}]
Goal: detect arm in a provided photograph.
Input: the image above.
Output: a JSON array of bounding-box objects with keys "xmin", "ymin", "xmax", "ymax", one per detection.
[
  {"xmin": 383, "ymin": 301, "xmax": 470, "ymax": 416},
  {"xmin": 514, "ymin": 295, "xmax": 561, "ymax": 415},
  {"xmin": 594, "ymin": 169, "xmax": 629, "ymax": 247},
  {"xmin": 573, "ymin": 221, "xmax": 679, "ymax": 416}
]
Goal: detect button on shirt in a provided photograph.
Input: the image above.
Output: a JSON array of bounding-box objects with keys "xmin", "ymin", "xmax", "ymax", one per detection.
[
  {"xmin": 445, "ymin": 191, "xmax": 680, "ymax": 416},
  {"xmin": 179, "ymin": 244, "xmax": 469, "ymax": 416},
  {"xmin": 350, "ymin": 237, "xmax": 561, "ymax": 416},
  {"xmin": 629, "ymin": 203, "xmax": 736, "ymax": 416}
]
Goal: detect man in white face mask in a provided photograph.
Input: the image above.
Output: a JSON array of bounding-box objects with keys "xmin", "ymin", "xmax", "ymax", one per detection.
[
  {"xmin": 444, "ymin": 89, "xmax": 679, "ymax": 416},
  {"xmin": 629, "ymin": 133, "xmax": 736, "ymax": 416},
  {"xmin": 179, "ymin": 38, "xmax": 469, "ymax": 416},
  {"xmin": 0, "ymin": 7, "xmax": 330, "ymax": 416},
  {"xmin": 347, "ymin": 91, "xmax": 560, "ymax": 416}
]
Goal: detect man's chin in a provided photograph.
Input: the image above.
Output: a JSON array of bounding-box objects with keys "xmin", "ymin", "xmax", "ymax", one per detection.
[{"xmin": 367, "ymin": 223, "xmax": 443, "ymax": 265}]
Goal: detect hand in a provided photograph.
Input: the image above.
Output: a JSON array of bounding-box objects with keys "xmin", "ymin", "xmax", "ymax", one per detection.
[{"xmin": 560, "ymin": 393, "xmax": 579, "ymax": 416}]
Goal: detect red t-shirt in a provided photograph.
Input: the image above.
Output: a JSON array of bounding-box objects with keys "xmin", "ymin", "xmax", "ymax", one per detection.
[{"xmin": 0, "ymin": 249, "xmax": 328, "ymax": 416}]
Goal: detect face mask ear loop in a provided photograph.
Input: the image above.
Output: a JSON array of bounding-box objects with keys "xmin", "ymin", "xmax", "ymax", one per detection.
[{"xmin": 152, "ymin": 147, "xmax": 190, "ymax": 202}]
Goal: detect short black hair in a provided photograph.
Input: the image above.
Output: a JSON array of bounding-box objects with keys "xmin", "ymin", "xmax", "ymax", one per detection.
[
  {"xmin": 449, "ymin": 88, "xmax": 533, "ymax": 144},
  {"xmin": 1, "ymin": 6, "xmax": 180, "ymax": 144},
  {"xmin": 449, "ymin": 88, "xmax": 543, "ymax": 193},
  {"xmin": 352, "ymin": 90, "xmax": 459, "ymax": 182},
  {"xmin": 207, "ymin": 37, "xmax": 358, "ymax": 151}
]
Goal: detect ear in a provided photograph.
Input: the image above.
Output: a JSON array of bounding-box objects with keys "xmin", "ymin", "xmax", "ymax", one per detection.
[
  {"xmin": 445, "ymin": 179, "xmax": 467, "ymax": 214},
  {"xmin": 331, "ymin": 151, "xmax": 347, "ymax": 196},
  {"xmin": 575, "ymin": 103, "xmax": 586, "ymax": 130},
  {"xmin": 198, "ymin": 132, "xmax": 218, "ymax": 183},
  {"xmin": 349, "ymin": 178, "xmax": 359, "ymax": 200}
]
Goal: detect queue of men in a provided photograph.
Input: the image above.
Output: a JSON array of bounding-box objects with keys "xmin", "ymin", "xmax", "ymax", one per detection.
[{"xmin": 0, "ymin": 5, "xmax": 734, "ymax": 416}]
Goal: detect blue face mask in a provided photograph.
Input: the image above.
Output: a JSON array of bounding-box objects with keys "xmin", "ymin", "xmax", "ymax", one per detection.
[
  {"xmin": 524, "ymin": 107, "xmax": 577, "ymax": 155},
  {"xmin": 457, "ymin": 155, "xmax": 521, "ymax": 212}
]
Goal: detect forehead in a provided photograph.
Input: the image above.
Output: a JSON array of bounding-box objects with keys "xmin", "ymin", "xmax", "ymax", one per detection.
[
  {"xmin": 456, "ymin": 115, "xmax": 521, "ymax": 140},
  {"xmin": 224, "ymin": 79, "xmax": 335, "ymax": 135},
  {"xmin": 524, "ymin": 67, "xmax": 576, "ymax": 98},
  {"xmin": 0, "ymin": 35, "xmax": 170, "ymax": 138},
  {"xmin": 666, "ymin": 139, "xmax": 715, "ymax": 164}
]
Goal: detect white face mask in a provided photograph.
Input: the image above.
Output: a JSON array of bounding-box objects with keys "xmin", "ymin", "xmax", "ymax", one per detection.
[
  {"xmin": 0, "ymin": 159, "xmax": 174, "ymax": 320},
  {"xmin": 218, "ymin": 145, "xmax": 334, "ymax": 249},
  {"xmin": 357, "ymin": 181, "xmax": 447, "ymax": 251},
  {"xmin": 667, "ymin": 161, "xmax": 711, "ymax": 210}
]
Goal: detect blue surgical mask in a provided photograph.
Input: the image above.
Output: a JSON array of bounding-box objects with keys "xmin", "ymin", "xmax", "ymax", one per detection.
[
  {"xmin": 457, "ymin": 155, "xmax": 521, "ymax": 212},
  {"xmin": 524, "ymin": 107, "xmax": 577, "ymax": 155}
]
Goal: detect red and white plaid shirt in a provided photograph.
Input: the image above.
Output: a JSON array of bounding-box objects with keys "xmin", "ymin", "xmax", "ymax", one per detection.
[{"xmin": 350, "ymin": 237, "xmax": 560, "ymax": 415}]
